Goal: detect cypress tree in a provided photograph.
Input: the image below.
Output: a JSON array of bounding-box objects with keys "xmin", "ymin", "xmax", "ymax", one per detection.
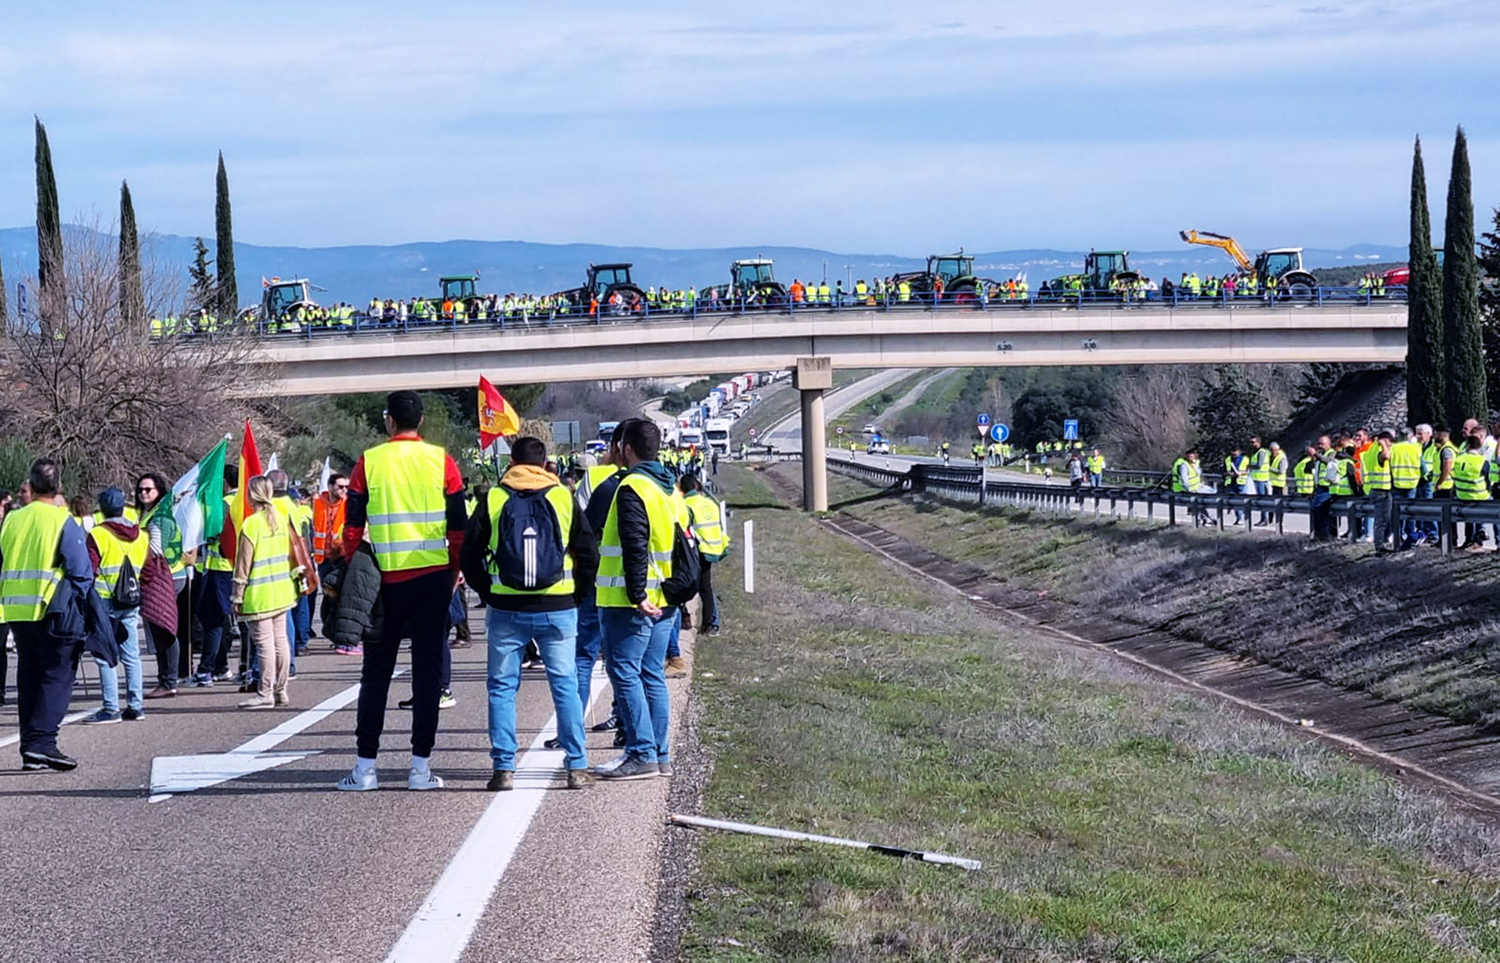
[
  {"xmin": 1441, "ymin": 126, "xmax": 1487, "ymax": 426},
  {"xmin": 215, "ymin": 151, "xmax": 237, "ymax": 320},
  {"xmin": 34, "ymin": 116, "xmax": 63, "ymax": 303},
  {"xmin": 119, "ymin": 180, "xmax": 145, "ymax": 328},
  {"xmin": 0, "ymin": 243, "xmax": 7, "ymax": 323},
  {"xmin": 1406, "ymin": 136, "xmax": 1444, "ymax": 427}
]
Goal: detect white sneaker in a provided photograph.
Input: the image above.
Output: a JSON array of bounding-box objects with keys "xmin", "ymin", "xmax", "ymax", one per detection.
[
  {"xmin": 337, "ymin": 766, "xmax": 378, "ymax": 792},
  {"xmin": 593, "ymin": 753, "xmax": 628, "ymax": 775},
  {"xmin": 407, "ymin": 768, "xmax": 444, "ymax": 791}
]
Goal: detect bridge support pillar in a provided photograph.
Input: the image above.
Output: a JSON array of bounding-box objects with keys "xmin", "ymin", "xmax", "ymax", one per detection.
[{"xmin": 794, "ymin": 357, "xmax": 832, "ymax": 512}]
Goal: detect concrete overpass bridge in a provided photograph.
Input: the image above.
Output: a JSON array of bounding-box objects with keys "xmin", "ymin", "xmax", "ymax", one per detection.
[{"xmin": 242, "ymin": 300, "xmax": 1407, "ymax": 509}]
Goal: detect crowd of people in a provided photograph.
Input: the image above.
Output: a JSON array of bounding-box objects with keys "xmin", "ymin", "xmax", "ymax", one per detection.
[
  {"xmin": 1167, "ymin": 419, "xmax": 1500, "ymax": 550},
  {"xmin": 0, "ymin": 392, "xmax": 730, "ymax": 789}
]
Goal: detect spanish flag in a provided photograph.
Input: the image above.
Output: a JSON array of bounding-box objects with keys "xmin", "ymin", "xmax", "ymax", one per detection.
[
  {"xmin": 218, "ymin": 419, "xmax": 263, "ymax": 560},
  {"xmin": 479, "ymin": 376, "xmax": 521, "ymax": 447}
]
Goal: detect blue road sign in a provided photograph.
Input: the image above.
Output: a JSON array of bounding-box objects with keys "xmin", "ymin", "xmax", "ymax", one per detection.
[
  {"xmin": 977, "ymin": 413, "xmax": 991, "ymax": 426},
  {"xmin": 990, "ymin": 424, "xmax": 1009, "ymax": 443},
  {"xmin": 1063, "ymin": 419, "xmax": 1079, "ymax": 441}
]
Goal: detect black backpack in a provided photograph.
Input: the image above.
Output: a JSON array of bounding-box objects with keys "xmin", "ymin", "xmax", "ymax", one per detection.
[
  {"xmin": 492, "ymin": 488, "xmax": 566, "ymax": 592},
  {"xmin": 661, "ymin": 521, "xmax": 701, "ymax": 607},
  {"xmin": 113, "ymin": 555, "xmax": 142, "ymax": 608}
]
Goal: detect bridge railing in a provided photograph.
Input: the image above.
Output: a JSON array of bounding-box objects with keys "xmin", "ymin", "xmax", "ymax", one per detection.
[
  {"xmin": 827, "ymin": 459, "xmax": 1500, "ymax": 555},
  {"xmin": 165, "ymin": 284, "xmax": 1408, "ymax": 341}
]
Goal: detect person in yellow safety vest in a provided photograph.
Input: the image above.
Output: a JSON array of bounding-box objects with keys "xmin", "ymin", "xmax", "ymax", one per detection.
[
  {"xmin": 80, "ymin": 486, "xmax": 149, "ymax": 724},
  {"xmin": 459, "ymin": 435, "xmax": 599, "ymax": 792},
  {"xmin": 1389, "ymin": 429, "xmax": 1423, "ymax": 548},
  {"xmin": 193, "ymin": 469, "xmax": 240, "ymax": 688},
  {"xmin": 679, "ymin": 472, "xmax": 727, "ymax": 641},
  {"xmin": 594, "ymin": 419, "xmax": 684, "ymax": 782},
  {"xmin": 1248, "ymin": 436, "xmax": 1273, "ymax": 526},
  {"xmin": 1359, "ymin": 430, "xmax": 1396, "ymax": 552},
  {"xmin": 1170, "ymin": 450, "xmax": 1201, "ymax": 493},
  {"xmin": 337, "ymin": 390, "xmax": 467, "ymax": 793},
  {"xmin": 817, "ymin": 281, "xmax": 830, "ymax": 304},
  {"xmin": 1, "ymin": 458, "xmax": 94, "ymax": 770},
  {"xmin": 571, "ymin": 422, "xmax": 632, "ymax": 727},
  {"xmin": 268, "ymin": 470, "xmax": 313, "ymax": 667},
  {"xmin": 231, "ymin": 474, "xmax": 315, "ymax": 709},
  {"xmin": 854, "ymin": 279, "xmax": 868, "ymax": 304},
  {"xmin": 137, "ymin": 470, "xmax": 190, "ymax": 699},
  {"xmin": 1293, "ymin": 446, "xmax": 1318, "ymax": 497},
  {"xmin": 1452, "ymin": 434, "xmax": 1491, "ymax": 551},
  {"xmin": 1224, "ymin": 447, "xmax": 1250, "ymax": 524}
]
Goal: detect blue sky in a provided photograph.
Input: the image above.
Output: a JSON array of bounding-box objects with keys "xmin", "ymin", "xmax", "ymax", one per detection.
[{"xmin": 0, "ymin": 0, "xmax": 1495, "ymax": 254}]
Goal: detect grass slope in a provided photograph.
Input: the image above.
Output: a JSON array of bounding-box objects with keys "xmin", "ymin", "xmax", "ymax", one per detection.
[{"xmin": 678, "ymin": 466, "xmax": 1500, "ymax": 962}]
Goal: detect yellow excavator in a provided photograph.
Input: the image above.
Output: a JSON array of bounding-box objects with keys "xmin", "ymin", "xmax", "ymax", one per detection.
[{"xmin": 1179, "ymin": 230, "xmax": 1318, "ymax": 298}]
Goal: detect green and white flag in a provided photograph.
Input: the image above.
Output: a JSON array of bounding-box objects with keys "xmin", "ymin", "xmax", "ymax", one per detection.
[{"xmin": 168, "ymin": 437, "xmax": 228, "ymax": 551}]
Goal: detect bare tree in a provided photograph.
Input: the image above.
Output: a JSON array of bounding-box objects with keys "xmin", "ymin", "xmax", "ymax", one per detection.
[
  {"xmin": 4, "ymin": 215, "xmax": 256, "ymax": 486},
  {"xmin": 1102, "ymin": 367, "xmax": 1196, "ymax": 468}
]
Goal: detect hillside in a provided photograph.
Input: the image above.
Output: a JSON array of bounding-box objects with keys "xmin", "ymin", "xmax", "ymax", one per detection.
[{"xmin": 0, "ymin": 226, "xmax": 1405, "ymax": 310}]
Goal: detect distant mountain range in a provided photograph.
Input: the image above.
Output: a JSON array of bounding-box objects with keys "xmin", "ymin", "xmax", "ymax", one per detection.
[{"xmin": 0, "ymin": 227, "xmax": 1407, "ymax": 309}]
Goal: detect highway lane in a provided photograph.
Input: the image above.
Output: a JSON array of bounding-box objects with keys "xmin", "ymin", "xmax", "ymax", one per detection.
[
  {"xmin": 761, "ymin": 368, "xmax": 922, "ymax": 452},
  {"xmin": 0, "ymin": 605, "xmax": 693, "ymax": 963}
]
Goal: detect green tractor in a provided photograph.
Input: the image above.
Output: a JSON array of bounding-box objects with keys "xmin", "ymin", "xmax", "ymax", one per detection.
[
  {"xmin": 891, "ymin": 251, "xmax": 984, "ymax": 304},
  {"xmin": 703, "ymin": 258, "xmax": 787, "ymax": 308},
  {"xmin": 558, "ymin": 263, "xmax": 649, "ymax": 315},
  {"xmin": 1049, "ymin": 250, "xmax": 1142, "ymax": 300}
]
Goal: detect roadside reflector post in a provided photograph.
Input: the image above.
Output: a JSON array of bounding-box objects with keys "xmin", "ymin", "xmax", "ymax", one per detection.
[{"xmin": 744, "ymin": 520, "xmax": 755, "ymax": 594}]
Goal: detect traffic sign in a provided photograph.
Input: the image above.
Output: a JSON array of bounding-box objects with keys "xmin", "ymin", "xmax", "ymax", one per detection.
[
  {"xmin": 1063, "ymin": 419, "xmax": 1079, "ymax": 441},
  {"xmin": 990, "ymin": 424, "xmax": 1010, "ymax": 443},
  {"xmin": 836, "ymin": 426, "xmax": 845, "ymax": 435},
  {"xmin": 977, "ymin": 413, "xmax": 991, "ymax": 426}
]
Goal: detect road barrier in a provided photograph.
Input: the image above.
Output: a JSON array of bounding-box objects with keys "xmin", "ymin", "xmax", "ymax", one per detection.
[{"xmin": 827, "ymin": 459, "xmax": 1500, "ymax": 555}]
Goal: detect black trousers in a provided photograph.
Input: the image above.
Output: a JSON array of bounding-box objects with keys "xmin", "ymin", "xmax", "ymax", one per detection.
[
  {"xmin": 698, "ymin": 562, "xmax": 719, "ymax": 630},
  {"xmin": 12, "ymin": 621, "xmax": 80, "ymax": 757},
  {"xmin": 356, "ymin": 570, "xmax": 450, "ymax": 760},
  {"xmin": 0, "ymin": 624, "xmax": 9, "ymax": 705},
  {"xmin": 152, "ymin": 582, "xmax": 194, "ymax": 691}
]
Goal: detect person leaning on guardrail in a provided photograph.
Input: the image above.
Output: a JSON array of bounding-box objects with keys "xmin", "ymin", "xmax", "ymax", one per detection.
[
  {"xmin": 1390, "ymin": 429, "xmax": 1424, "ymax": 549},
  {"xmin": 1430, "ymin": 425, "xmax": 1458, "ymax": 547},
  {"xmin": 1309, "ymin": 436, "xmax": 1336, "ymax": 541},
  {"xmin": 1361, "ymin": 431, "xmax": 1396, "ymax": 554},
  {"xmin": 1453, "ymin": 435, "xmax": 1492, "ymax": 552}
]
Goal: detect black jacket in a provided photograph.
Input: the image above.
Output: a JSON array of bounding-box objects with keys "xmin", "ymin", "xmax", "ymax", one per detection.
[
  {"xmin": 462, "ymin": 486, "xmax": 599, "ymax": 613},
  {"xmin": 329, "ymin": 544, "xmax": 384, "ymax": 646}
]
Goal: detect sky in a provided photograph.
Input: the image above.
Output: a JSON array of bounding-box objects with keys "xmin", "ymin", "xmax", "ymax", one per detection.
[{"xmin": 0, "ymin": 0, "xmax": 1496, "ymax": 255}]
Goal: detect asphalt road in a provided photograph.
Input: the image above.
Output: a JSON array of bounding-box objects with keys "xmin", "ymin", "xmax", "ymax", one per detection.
[{"xmin": 0, "ymin": 602, "xmax": 694, "ymax": 963}]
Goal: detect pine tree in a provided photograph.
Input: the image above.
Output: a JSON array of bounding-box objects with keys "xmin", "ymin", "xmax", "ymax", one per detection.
[
  {"xmin": 1442, "ymin": 126, "xmax": 1487, "ymax": 426},
  {"xmin": 214, "ymin": 151, "xmax": 237, "ymax": 320},
  {"xmin": 34, "ymin": 117, "xmax": 63, "ymax": 306},
  {"xmin": 1406, "ymin": 136, "xmax": 1445, "ymax": 427},
  {"xmin": 187, "ymin": 237, "xmax": 215, "ymax": 314},
  {"xmin": 119, "ymin": 181, "xmax": 145, "ymax": 328},
  {"xmin": 1190, "ymin": 365, "xmax": 1276, "ymax": 465}
]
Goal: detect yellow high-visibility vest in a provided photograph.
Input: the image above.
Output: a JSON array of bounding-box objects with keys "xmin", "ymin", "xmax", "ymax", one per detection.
[
  {"xmin": 0, "ymin": 502, "xmax": 70, "ymax": 623},
  {"xmin": 597, "ymin": 473, "xmax": 677, "ymax": 609},
  {"xmin": 1293, "ymin": 457, "xmax": 1316, "ymax": 495},
  {"xmin": 1389, "ymin": 441, "xmax": 1421, "ymax": 490},
  {"xmin": 363, "ymin": 440, "xmax": 449, "ymax": 572},
  {"xmin": 683, "ymin": 491, "xmax": 729, "ymax": 561},
  {"xmin": 203, "ymin": 494, "xmax": 236, "ymax": 572},
  {"xmin": 240, "ymin": 509, "xmax": 296, "ymax": 616},
  {"xmin": 487, "ymin": 485, "xmax": 575, "ymax": 597},
  {"xmin": 1452, "ymin": 452, "xmax": 1490, "ymax": 501},
  {"xmin": 1359, "ymin": 447, "xmax": 1391, "ymax": 492},
  {"xmin": 1269, "ymin": 452, "xmax": 1288, "ymax": 489},
  {"xmin": 1170, "ymin": 457, "xmax": 1200, "ymax": 493},
  {"xmin": 91, "ymin": 524, "xmax": 148, "ymax": 601}
]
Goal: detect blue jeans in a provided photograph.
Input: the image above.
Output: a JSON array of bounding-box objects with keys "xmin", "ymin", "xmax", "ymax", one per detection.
[
  {"xmin": 96, "ymin": 606, "xmax": 142, "ymax": 714},
  {"xmin": 666, "ymin": 606, "xmax": 682, "ymax": 660},
  {"xmin": 1412, "ymin": 481, "xmax": 1436, "ymax": 540},
  {"xmin": 600, "ymin": 607, "xmax": 672, "ymax": 764},
  {"xmin": 293, "ymin": 595, "xmax": 310, "ymax": 649},
  {"xmin": 1254, "ymin": 479, "xmax": 1271, "ymax": 521},
  {"xmin": 485, "ymin": 607, "xmax": 586, "ymax": 771},
  {"xmin": 575, "ymin": 594, "xmax": 602, "ymax": 711}
]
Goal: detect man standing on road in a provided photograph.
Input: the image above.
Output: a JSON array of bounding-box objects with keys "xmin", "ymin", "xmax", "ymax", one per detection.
[
  {"xmin": 1224, "ymin": 446, "xmax": 1250, "ymax": 525},
  {"xmin": 1361, "ymin": 431, "xmax": 1395, "ymax": 553},
  {"xmin": 81, "ymin": 487, "xmax": 148, "ymax": 725},
  {"xmin": 311, "ymin": 472, "xmax": 348, "ymax": 635},
  {"xmin": 1390, "ymin": 428, "xmax": 1423, "ymax": 548},
  {"xmin": 1, "ymin": 459, "xmax": 94, "ymax": 771},
  {"xmin": 1309, "ymin": 438, "xmax": 1335, "ymax": 541},
  {"xmin": 1086, "ymin": 447, "xmax": 1105, "ymax": 487},
  {"xmin": 337, "ymin": 391, "xmax": 467, "ymax": 792},
  {"xmin": 595, "ymin": 420, "xmax": 683, "ymax": 782},
  {"xmin": 1249, "ymin": 436, "xmax": 1273, "ymax": 526},
  {"xmin": 680, "ymin": 473, "xmax": 728, "ymax": 640},
  {"xmin": 1431, "ymin": 425, "xmax": 1458, "ymax": 547},
  {"xmin": 463, "ymin": 436, "xmax": 598, "ymax": 792}
]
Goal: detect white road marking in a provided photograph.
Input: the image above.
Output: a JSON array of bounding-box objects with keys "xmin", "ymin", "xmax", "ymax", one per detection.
[
  {"xmin": 147, "ymin": 669, "xmax": 403, "ymax": 802},
  {"xmin": 0, "ymin": 709, "xmax": 92, "ymax": 750},
  {"xmin": 383, "ymin": 665, "xmax": 608, "ymax": 963}
]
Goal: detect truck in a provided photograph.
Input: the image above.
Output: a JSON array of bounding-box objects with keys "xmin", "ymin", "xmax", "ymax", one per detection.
[
  {"xmin": 1179, "ymin": 230, "xmax": 1318, "ymax": 298},
  {"xmin": 597, "ymin": 421, "xmax": 620, "ymax": 444},
  {"xmin": 1047, "ymin": 250, "xmax": 1143, "ymax": 300},
  {"xmin": 702, "ymin": 258, "xmax": 787, "ymax": 308},
  {"xmin": 556, "ymin": 263, "xmax": 649, "ymax": 316},
  {"xmin": 678, "ymin": 427, "xmax": 705, "ymax": 449},
  {"xmin": 890, "ymin": 251, "xmax": 985, "ymax": 304},
  {"xmin": 704, "ymin": 418, "xmax": 734, "ymax": 455}
]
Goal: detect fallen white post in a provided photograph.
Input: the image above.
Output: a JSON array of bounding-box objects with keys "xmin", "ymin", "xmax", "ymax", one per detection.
[{"xmin": 668, "ymin": 813, "xmax": 981, "ymax": 871}]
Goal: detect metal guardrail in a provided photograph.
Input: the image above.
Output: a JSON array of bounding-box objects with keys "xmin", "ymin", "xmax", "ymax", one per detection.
[
  {"xmin": 158, "ymin": 285, "xmax": 1408, "ymax": 341},
  {"xmin": 827, "ymin": 459, "xmax": 1500, "ymax": 555}
]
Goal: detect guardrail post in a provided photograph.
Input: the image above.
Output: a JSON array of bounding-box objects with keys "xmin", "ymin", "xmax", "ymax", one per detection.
[
  {"xmin": 1216, "ymin": 500, "xmax": 1224, "ymax": 529},
  {"xmin": 1244, "ymin": 501, "xmax": 1253, "ymax": 534},
  {"xmin": 1168, "ymin": 495, "xmax": 1176, "ymax": 526},
  {"xmin": 978, "ymin": 470, "xmax": 987, "ymax": 507},
  {"xmin": 1346, "ymin": 503, "xmax": 1357, "ymax": 543},
  {"xmin": 1441, "ymin": 502, "xmax": 1453, "ymax": 554}
]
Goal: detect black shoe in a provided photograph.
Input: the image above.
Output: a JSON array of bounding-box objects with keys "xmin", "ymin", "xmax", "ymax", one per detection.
[
  {"xmin": 591, "ymin": 713, "xmax": 620, "ymax": 732},
  {"xmin": 486, "ymin": 770, "xmax": 514, "ymax": 792},
  {"xmin": 612, "ymin": 730, "xmax": 626, "ymax": 748},
  {"xmin": 543, "ymin": 737, "xmax": 562, "ymax": 750},
  {"xmin": 121, "ymin": 707, "xmax": 144, "ymax": 721},
  {"xmin": 21, "ymin": 749, "xmax": 77, "ymax": 772},
  {"xmin": 398, "ymin": 697, "xmax": 414, "ymax": 710}
]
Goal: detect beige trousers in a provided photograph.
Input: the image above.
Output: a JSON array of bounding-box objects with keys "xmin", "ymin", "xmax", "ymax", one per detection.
[{"xmin": 248, "ymin": 613, "xmax": 291, "ymax": 699}]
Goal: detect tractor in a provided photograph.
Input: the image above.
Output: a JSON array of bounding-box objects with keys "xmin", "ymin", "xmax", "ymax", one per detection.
[
  {"xmin": 241, "ymin": 277, "xmax": 321, "ymax": 327},
  {"xmin": 437, "ymin": 274, "xmax": 487, "ymax": 317},
  {"xmin": 557, "ymin": 263, "xmax": 649, "ymax": 316},
  {"xmin": 1048, "ymin": 250, "xmax": 1142, "ymax": 300},
  {"xmin": 1179, "ymin": 230, "xmax": 1319, "ymax": 298},
  {"xmin": 703, "ymin": 258, "xmax": 787, "ymax": 308},
  {"xmin": 891, "ymin": 252, "xmax": 984, "ymax": 304}
]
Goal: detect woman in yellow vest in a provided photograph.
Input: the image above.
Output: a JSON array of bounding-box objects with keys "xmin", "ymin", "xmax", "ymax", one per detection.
[{"xmin": 231, "ymin": 476, "xmax": 315, "ymax": 708}]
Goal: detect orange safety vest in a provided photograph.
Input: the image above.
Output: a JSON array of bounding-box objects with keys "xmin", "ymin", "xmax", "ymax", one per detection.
[{"xmin": 311, "ymin": 492, "xmax": 347, "ymax": 563}]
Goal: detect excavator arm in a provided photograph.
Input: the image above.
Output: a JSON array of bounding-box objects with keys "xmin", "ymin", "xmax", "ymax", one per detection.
[{"xmin": 1179, "ymin": 230, "xmax": 1253, "ymax": 272}]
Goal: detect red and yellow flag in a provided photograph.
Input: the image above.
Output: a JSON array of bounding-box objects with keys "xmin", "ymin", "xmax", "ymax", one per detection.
[
  {"xmin": 479, "ymin": 377, "xmax": 521, "ymax": 447},
  {"xmin": 218, "ymin": 420, "xmax": 263, "ymax": 558}
]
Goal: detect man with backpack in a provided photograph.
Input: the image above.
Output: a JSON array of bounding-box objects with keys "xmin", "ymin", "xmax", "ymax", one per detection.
[
  {"xmin": 462, "ymin": 437, "xmax": 598, "ymax": 791},
  {"xmin": 594, "ymin": 420, "xmax": 698, "ymax": 781},
  {"xmin": 82, "ymin": 487, "xmax": 148, "ymax": 724}
]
